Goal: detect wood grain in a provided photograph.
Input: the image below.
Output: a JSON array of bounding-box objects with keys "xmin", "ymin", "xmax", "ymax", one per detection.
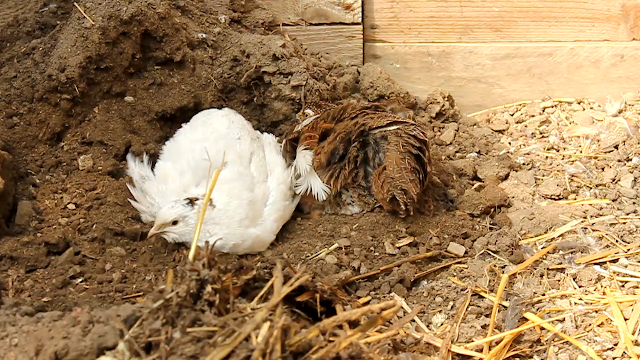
[
  {"xmin": 282, "ymin": 25, "xmax": 363, "ymax": 64},
  {"xmin": 364, "ymin": 0, "xmax": 640, "ymax": 43},
  {"xmin": 365, "ymin": 42, "xmax": 640, "ymax": 113},
  {"xmin": 257, "ymin": 0, "xmax": 362, "ymax": 24}
]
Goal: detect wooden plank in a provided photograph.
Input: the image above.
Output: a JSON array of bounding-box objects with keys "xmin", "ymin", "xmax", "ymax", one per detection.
[
  {"xmin": 283, "ymin": 25, "xmax": 363, "ymax": 64},
  {"xmin": 256, "ymin": 0, "xmax": 362, "ymax": 25},
  {"xmin": 364, "ymin": 0, "xmax": 640, "ymax": 43},
  {"xmin": 365, "ymin": 42, "xmax": 640, "ymax": 114}
]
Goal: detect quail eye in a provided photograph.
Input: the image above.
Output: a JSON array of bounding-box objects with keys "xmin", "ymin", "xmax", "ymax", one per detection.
[{"xmin": 171, "ymin": 220, "xmax": 179, "ymax": 226}]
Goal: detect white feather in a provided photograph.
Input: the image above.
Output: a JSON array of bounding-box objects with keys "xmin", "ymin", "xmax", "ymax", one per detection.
[
  {"xmin": 294, "ymin": 113, "xmax": 320, "ymax": 132},
  {"xmin": 291, "ymin": 146, "xmax": 330, "ymax": 201}
]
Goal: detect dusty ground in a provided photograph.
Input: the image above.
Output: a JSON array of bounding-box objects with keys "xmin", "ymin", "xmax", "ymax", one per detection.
[{"xmin": 1, "ymin": 0, "xmax": 640, "ymax": 359}]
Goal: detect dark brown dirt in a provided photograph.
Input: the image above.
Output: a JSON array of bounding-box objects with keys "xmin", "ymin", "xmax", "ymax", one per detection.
[{"xmin": 0, "ymin": 0, "xmax": 524, "ymax": 359}]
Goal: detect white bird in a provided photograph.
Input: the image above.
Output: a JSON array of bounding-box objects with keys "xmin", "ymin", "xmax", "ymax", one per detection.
[{"xmin": 125, "ymin": 108, "xmax": 300, "ymax": 254}]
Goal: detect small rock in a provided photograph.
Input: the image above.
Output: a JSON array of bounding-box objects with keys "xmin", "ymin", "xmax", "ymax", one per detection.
[
  {"xmin": 53, "ymin": 275, "xmax": 69, "ymax": 289},
  {"xmin": 66, "ymin": 203, "xmax": 76, "ymax": 210},
  {"xmin": 78, "ymin": 154, "xmax": 94, "ymax": 171},
  {"xmin": 384, "ymin": 241, "xmax": 397, "ymax": 255},
  {"xmin": 18, "ymin": 306, "xmax": 36, "ymax": 317},
  {"xmin": 104, "ymin": 263, "xmax": 113, "ymax": 271},
  {"xmin": 603, "ymin": 167, "xmax": 617, "ymax": 182},
  {"xmin": 544, "ymin": 107, "xmax": 556, "ymax": 114},
  {"xmin": 488, "ymin": 118, "xmax": 510, "ymax": 131},
  {"xmin": 355, "ymin": 289, "xmax": 369, "ymax": 297},
  {"xmin": 540, "ymin": 100, "xmax": 555, "ymax": 109},
  {"xmin": 572, "ymin": 111, "xmax": 593, "ymax": 126},
  {"xmin": 525, "ymin": 102, "xmax": 542, "ymax": 116},
  {"xmin": 56, "ymin": 247, "xmax": 76, "ymax": 266},
  {"xmin": 114, "ymin": 284, "xmax": 126, "ymax": 293},
  {"xmin": 106, "ymin": 246, "xmax": 127, "ymax": 257},
  {"xmin": 337, "ymin": 238, "xmax": 351, "ymax": 247},
  {"xmin": 96, "ymin": 275, "xmax": 112, "ymax": 284},
  {"xmin": 624, "ymin": 91, "xmax": 640, "ymax": 104},
  {"xmin": 449, "ymin": 159, "xmax": 476, "ymax": 179},
  {"xmin": 58, "ymin": 217, "xmax": 69, "ymax": 225},
  {"xmin": 112, "ymin": 272, "xmax": 122, "ymax": 283},
  {"xmin": 447, "ymin": 242, "xmax": 466, "ymax": 257},
  {"xmin": 476, "ymin": 156, "xmax": 515, "ymax": 181},
  {"xmin": 619, "ymin": 187, "xmax": 637, "ymax": 199},
  {"xmin": 537, "ymin": 178, "xmax": 565, "ymax": 199},
  {"xmin": 14, "ymin": 200, "xmax": 34, "ymax": 226},
  {"xmin": 350, "ymin": 259, "xmax": 361, "ymax": 271},
  {"xmin": 619, "ymin": 173, "xmax": 635, "ymax": 188},
  {"xmin": 324, "ymin": 254, "xmax": 338, "ymax": 264},
  {"xmin": 571, "ymin": 103, "xmax": 584, "ymax": 111},
  {"xmin": 124, "ymin": 96, "xmax": 135, "ymax": 103},
  {"xmin": 439, "ymin": 128, "xmax": 456, "ymax": 144},
  {"xmin": 44, "ymin": 234, "xmax": 70, "ymax": 254}
]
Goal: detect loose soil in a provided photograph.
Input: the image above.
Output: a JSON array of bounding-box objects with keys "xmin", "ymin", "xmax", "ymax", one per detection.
[{"xmin": 1, "ymin": 1, "xmax": 639, "ymax": 359}]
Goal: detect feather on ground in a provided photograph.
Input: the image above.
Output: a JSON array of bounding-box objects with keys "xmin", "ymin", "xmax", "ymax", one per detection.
[{"xmin": 126, "ymin": 108, "xmax": 300, "ymax": 254}]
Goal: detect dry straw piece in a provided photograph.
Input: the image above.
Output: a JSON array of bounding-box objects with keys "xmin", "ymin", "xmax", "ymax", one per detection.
[{"xmin": 189, "ymin": 151, "xmax": 226, "ymax": 262}]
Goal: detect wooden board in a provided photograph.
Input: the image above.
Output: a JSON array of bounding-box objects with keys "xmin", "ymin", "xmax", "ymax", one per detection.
[
  {"xmin": 365, "ymin": 42, "xmax": 640, "ymax": 113},
  {"xmin": 256, "ymin": 0, "xmax": 362, "ymax": 24},
  {"xmin": 283, "ymin": 25, "xmax": 363, "ymax": 64},
  {"xmin": 364, "ymin": 0, "xmax": 640, "ymax": 43}
]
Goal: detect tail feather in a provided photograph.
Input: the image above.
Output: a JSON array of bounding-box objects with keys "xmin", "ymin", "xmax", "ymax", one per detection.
[{"xmin": 125, "ymin": 152, "xmax": 161, "ymax": 223}]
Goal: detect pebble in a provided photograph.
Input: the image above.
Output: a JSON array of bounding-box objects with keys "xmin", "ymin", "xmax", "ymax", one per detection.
[
  {"xmin": 623, "ymin": 205, "xmax": 636, "ymax": 215},
  {"xmin": 540, "ymin": 100, "xmax": 555, "ymax": 109},
  {"xmin": 106, "ymin": 246, "xmax": 127, "ymax": 257},
  {"xmin": 447, "ymin": 242, "xmax": 466, "ymax": 257},
  {"xmin": 384, "ymin": 241, "xmax": 397, "ymax": 255},
  {"xmin": 96, "ymin": 275, "xmax": 112, "ymax": 284},
  {"xmin": 78, "ymin": 154, "xmax": 94, "ymax": 171},
  {"xmin": 624, "ymin": 91, "xmax": 640, "ymax": 104},
  {"xmin": 572, "ymin": 111, "xmax": 593, "ymax": 126},
  {"xmin": 104, "ymin": 263, "xmax": 113, "ymax": 271},
  {"xmin": 14, "ymin": 200, "xmax": 34, "ymax": 226},
  {"xmin": 18, "ymin": 305, "xmax": 36, "ymax": 317},
  {"xmin": 488, "ymin": 118, "xmax": 510, "ymax": 131},
  {"xmin": 603, "ymin": 167, "xmax": 617, "ymax": 182},
  {"xmin": 619, "ymin": 173, "xmax": 635, "ymax": 188},
  {"xmin": 324, "ymin": 254, "xmax": 338, "ymax": 264},
  {"xmin": 439, "ymin": 128, "xmax": 456, "ymax": 144},
  {"xmin": 56, "ymin": 247, "xmax": 76, "ymax": 266},
  {"xmin": 571, "ymin": 103, "xmax": 584, "ymax": 111},
  {"xmin": 112, "ymin": 272, "xmax": 122, "ymax": 283},
  {"xmin": 619, "ymin": 187, "xmax": 637, "ymax": 199},
  {"xmin": 337, "ymin": 238, "xmax": 351, "ymax": 247},
  {"xmin": 66, "ymin": 203, "xmax": 76, "ymax": 210},
  {"xmin": 124, "ymin": 96, "xmax": 136, "ymax": 103}
]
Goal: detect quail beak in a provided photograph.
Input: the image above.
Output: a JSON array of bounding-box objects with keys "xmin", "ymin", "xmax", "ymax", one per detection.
[{"xmin": 147, "ymin": 226, "xmax": 161, "ymax": 239}]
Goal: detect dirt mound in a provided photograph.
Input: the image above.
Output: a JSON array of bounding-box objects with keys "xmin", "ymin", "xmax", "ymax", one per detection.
[{"xmin": 0, "ymin": 0, "xmax": 529, "ymax": 359}]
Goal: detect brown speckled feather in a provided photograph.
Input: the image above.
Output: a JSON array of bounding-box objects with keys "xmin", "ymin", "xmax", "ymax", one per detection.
[{"xmin": 283, "ymin": 99, "xmax": 432, "ymax": 217}]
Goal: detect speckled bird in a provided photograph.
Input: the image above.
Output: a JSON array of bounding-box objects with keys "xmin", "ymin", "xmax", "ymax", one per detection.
[{"xmin": 282, "ymin": 99, "xmax": 432, "ymax": 217}]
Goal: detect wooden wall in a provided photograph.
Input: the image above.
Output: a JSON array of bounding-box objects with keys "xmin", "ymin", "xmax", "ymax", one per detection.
[
  {"xmin": 363, "ymin": 0, "xmax": 640, "ymax": 114},
  {"xmin": 260, "ymin": 0, "xmax": 364, "ymax": 65}
]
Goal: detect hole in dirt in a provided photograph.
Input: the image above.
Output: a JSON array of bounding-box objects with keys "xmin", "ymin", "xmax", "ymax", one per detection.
[{"xmin": 156, "ymin": 103, "xmax": 204, "ymax": 141}]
